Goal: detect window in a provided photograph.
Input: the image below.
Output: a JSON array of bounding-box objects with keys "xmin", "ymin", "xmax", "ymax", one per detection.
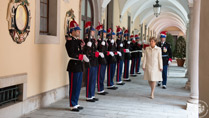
[
  {"xmin": 40, "ymin": 0, "xmax": 57, "ymax": 36},
  {"xmin": 80, "ymin": 0, "xmax": 94, "ymax": 39},
  {"xmin": 40, "ymin": 0, "xmax": 49, "ymax": 34},
  {"xmin": 107, "ymin": 0, "xmax": 113, "ymax": 29},
  {"xmin": 128, "ymin": 16, "xmax": 131, "ymax": 34},
  {"xmin": 35, "ymin": 0, "xmax": 60, "ymax": 44}
]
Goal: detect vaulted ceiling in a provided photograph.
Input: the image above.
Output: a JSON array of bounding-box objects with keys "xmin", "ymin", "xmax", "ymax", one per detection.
[
  {"xmin": 120, "ymin": 0, "xmax": 193, "ymax": 35},
  {"xmin": 102, "ymin": 0, "xmax": 194, "ymax": 35}
]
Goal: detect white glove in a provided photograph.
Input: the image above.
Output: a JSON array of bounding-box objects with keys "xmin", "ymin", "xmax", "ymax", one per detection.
[
  {"xmin": 101, "ymin": 41, "xmax": 105, "ymax": 46},
  {"xmin": 111, "ymin": 39, "xmax": 114, "ymax": 44},
  {"xmin": 126, "ymin": 49, "xmax": 130, "ymax": 52},
  {"xmin": 120, "ymin": 43, "xmax": 123, "ymax": 47},
  {"xmin": 168, "ymin": 61, "xmax": 171, "ymax": 65},
  {"xmin": 117, "ymin": 51, "xmax": 122, "ymax": 56},
  {"xmin": 109, "ymin": 52, "xmax": 114, "ymax": 56},
  {"xmin": 127, "ymin": 41, "xmax": 131, "ymax": 44},
  {"xmin": 83, "ymin": 55, "xmax": 89, "ymax": 62},
  {"xmin": 87, "ymin": 41, "xmax": 92, "ymax": 47},
  {"xmin": 99, "ymin": 52, "xmax": 104, "ymax": 58}
]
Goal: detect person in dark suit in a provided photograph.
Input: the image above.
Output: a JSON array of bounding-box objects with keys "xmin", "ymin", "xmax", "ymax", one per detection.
[
  {"xmin": 123, "ymin": 29, "xmax": 131, "ymax": 81},
  {"xmin": 135, "ymin": 35, "xmax": 142, "ymax": 74},
  {"xmin": 130, "ymin": 35, "xmax": 137, "ymax": 77},
  {"xmin": 65, "ymin": 20, "xmax": 88, "ymax": 112},
  {"xmin": 157, "ymin": 33, "xmax": 172, "ymax": 89},
  {"xmin": 96, "ymin": 23, "xmax": 109, "ymax": 95},
  {"xmin": 83, "ymin": 21, "xmax": 100, "ymax": 102},
  {"xmin": 115, "ymin": 26, "xmax": 125, "ymax": 85},
  {"xmin": 106, "ymin": 28, "xmax": 118, "ymax": 90}
]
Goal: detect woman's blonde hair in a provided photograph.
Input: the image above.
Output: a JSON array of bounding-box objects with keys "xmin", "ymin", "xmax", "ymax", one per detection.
[{"xmin": 149, "ymin": 37, "xmax": 157, "ymax": 43}]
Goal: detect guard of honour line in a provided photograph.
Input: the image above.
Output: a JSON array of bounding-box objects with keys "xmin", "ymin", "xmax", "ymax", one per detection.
[{"xmin": 65, "ymin": 20, "xmax": 172, "ymax": 112}]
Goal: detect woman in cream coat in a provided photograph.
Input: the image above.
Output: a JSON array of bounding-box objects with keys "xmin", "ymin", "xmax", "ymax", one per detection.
[{"xmin": 143, "ymin": 37, "xmax": 163, "ymax": 99}]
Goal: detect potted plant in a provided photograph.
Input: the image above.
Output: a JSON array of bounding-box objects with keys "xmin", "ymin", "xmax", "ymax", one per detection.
[
  {"xmin": 166, "ymin": 33, "xmax": 175, "ymax": 57},
  {"xmin": 174, "ymin": 36, "xmax": 186, "ymax": 67}
]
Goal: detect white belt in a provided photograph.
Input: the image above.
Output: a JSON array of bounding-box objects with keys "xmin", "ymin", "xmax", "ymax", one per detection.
[
  {"xmin": 69, "ymin": 58, "xmax": 80, "ymax": 61},
  {"xmin": 130, "ymin": 50, "xmax": 142, "ymax": 53}
]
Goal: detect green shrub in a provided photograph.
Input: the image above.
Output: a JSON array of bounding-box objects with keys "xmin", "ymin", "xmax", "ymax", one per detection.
[{"xmin": 174, "ymin": 36, "xmax": 186, "ymax": 59}]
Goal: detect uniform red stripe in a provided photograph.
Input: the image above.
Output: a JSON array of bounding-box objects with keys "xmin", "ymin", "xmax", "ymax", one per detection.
[
  {"xmin": 86, "ymin": 68, "xmax": 90, "ymax": 98},
  {"xmin": 117, "ymin": 62, "xmax": 120, "ymax": 82},
  {"xmin": 136, "ymin": 59, "xmax": 139, "ymax": 72},
  {"xmin": 108, "ymin": 64, "xmax": 110, "ymax": 86},
  {"xmin": 124, "ymin": 60, "xmax": 127, "ymax": 78},
  {"xmin": 131, "ymin": 59, "xmax": 133, "ymax": 74},
  {"xmin": 97, "ymin": 65, "xmax": 101, "ymax": 91},
  {"xmin": 70, "ymin": 72, "xmax": 73, "ymax": 107}
]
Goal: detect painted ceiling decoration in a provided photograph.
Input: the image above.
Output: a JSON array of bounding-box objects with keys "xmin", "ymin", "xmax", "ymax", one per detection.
[{"xmin": 7, "ymin": 0, "xmax": 31, "ymax": 44}]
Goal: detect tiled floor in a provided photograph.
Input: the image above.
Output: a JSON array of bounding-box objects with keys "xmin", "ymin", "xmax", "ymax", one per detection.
[{"xmin": 21, "ymin": 62, "xmax": 197, "ymax": 118}]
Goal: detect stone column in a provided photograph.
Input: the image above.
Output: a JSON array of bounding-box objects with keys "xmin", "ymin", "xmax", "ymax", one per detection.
[
  {"xmin": 145, "ymin": 25, "xmax": 147, "ymax": 42},
  {"xmin": 186, "ymin": 0, "xmax": 200, "ymax": 113},
  {"xmin": 185, "ymin": 10, "xmax": 193, "ymax": 89}
]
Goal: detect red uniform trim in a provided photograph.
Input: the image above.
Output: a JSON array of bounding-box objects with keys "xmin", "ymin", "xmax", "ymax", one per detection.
[
  {"xmin": 97, "ymin": 65, "xmax": 101, "ymax": 91},
  {"xmin": 131, "ymin": 59, "xmax": 134, "ymax": 74},
  {"xmin": 124, "ymin": 60, "xmax": 127, "ymax": 78},
  {"xmin": 136, "ymin": 58, "xmax": 139, "ymax": 72},
  {"xmin": 108, "ymin": 64, "xmax": 110, "ymax": 86},
  {"xmin": 86, "ymin": 68, "xmax": 90, "ymax": 98},
  {"xmin": 70, "ymin": 72, "xmax": 73, "ymax": 107},
  {"xmin": 117, "ymin": 61, "xmax": 120, "ymax": 82}
]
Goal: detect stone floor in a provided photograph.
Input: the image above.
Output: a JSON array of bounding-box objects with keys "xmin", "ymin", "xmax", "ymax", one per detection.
[{"xmin": 21, "ymin": 62, "xmax": 197, "ymax": 118}]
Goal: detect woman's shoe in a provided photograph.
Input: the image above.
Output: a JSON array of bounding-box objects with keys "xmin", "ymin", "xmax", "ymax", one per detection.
[{"xmin": 150, "ymin": 94, "xmax": 154, "ymax": 99}]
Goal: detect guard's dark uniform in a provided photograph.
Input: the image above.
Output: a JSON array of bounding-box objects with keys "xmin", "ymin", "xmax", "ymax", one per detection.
[
  {"xmin": 65, "ymin": 36, "xmax": 84, "ymax": 109},
  {"xmin": 116, "ymin": 38, "xmax": 125, "ymax": 83},
  {"xmin": 83, "ymin": 21, "xmax": 99, "ymax": 101},
  {"xmin": 123, "ymin": 30, "xmax": 131, "ymax": 81},
  {"xmin": 157, "ymin": 41, "xmax": 172, "ymax": 86},
  {"xmin": 130, "ymin": 36, "xmax": 137, "ymax": 76},
  {"xmin": 83, "ymin": 37, "xmax": 99, "ymax": 100},
  {"xmin": 65, "ymin": 20, "xmax": 84, "ymax": 111},
  {"xmin": 106, "ymin": 36, "xmax": 117, "ymax": 88},
  {"xmin": 135, "ymin": 40, "xmax": 142, "ymax": 74},
  {"xmin": 97, "ymin": 36, "xmax": 108, "ymax": 94}
]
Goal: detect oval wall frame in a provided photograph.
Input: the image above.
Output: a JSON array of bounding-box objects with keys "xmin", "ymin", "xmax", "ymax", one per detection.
[{"xmin": 7, "ymin": 0, "xmax": 31, "ymax": 44}]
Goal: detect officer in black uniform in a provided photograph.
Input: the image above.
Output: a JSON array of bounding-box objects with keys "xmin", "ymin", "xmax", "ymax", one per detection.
[
  {"xmin": 123, "ymin": 29, "xmax": 131, "ymax": 81},
  {"xmin": 65, "ymin": 20, "xmax": 88, "ymax": 112},
  {"xmin": 115, "ymin": 26, "xmax": 125, "ymax": 85},
  {"xmin": 106, "ymin": 28, "xmax": 118, "ymax": 90},
  {"xmin": 135, "ymin": 35, "xmax": 142, "ymax": 74},
  {"xmin": 96, "ymin": 23, "xmax": 109, "ymax": 95},
  {"xmin": 83, "ymin": 21, "xmax": 99, "ymax": 102},
  {"xmin": 157, "ymin": 33, "xmax": 172, "ymax": 89},
  {"xmin": 130, "ymin": 35, "xmax": 137, "ymax": 77}
]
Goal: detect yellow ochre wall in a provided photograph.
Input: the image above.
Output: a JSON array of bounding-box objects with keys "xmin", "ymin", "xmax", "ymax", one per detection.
[{"xmin": 0, "ymin": 0, "xmax": 81, "ymax": 98}]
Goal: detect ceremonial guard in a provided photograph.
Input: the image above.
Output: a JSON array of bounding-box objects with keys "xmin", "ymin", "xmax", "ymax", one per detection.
[
  {"xmin": 157, "ymin": 32, "xmax": 172, "ymax": 89},
  {"xmin": 130, "ymin": 35, "xmax": 137, "ymax": 77},
  {"xmin": 96, "ymin": 23, "xmax": 109, "ymax": 95},
  {"xmin": 115, "ymin": 26, "xmax": 125, "ymax": 85},
  {"xmin": 106, "ymin": 28, "xmax": 118, "ymax": 90},
  {"xmin": 135, "ymin": 35, "xmax": 142, "ymax": 74},
  {"xmin": 83, "ymin": 21, "xmax": 99, "ymax": 102},
  {"xmin": 65, "ymin": 20, "xmax": 87, "ymax": 111},
  {"xmin": 123, "ymin": 29, "xmax": 131, "ymax": 81}
]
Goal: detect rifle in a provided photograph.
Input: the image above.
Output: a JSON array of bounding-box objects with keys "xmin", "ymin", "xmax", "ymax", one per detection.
[
  {"xmin": 84, "ymin": 23, "xmax": 92, "ymax": 68},
  {"xmin": 88, "ymin": 24, "xmax": 92, "ymax": 42},
  {"xmin": 101, "ymin": 24, "xmax": 104, "ymax": 41},
  {"xmin": 120, "ymin": 27, "xmax": 123, "ymax": 41},
  {"xmin": 111, "ymin": 23, "xmax": 113, "ymax": 40}
]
